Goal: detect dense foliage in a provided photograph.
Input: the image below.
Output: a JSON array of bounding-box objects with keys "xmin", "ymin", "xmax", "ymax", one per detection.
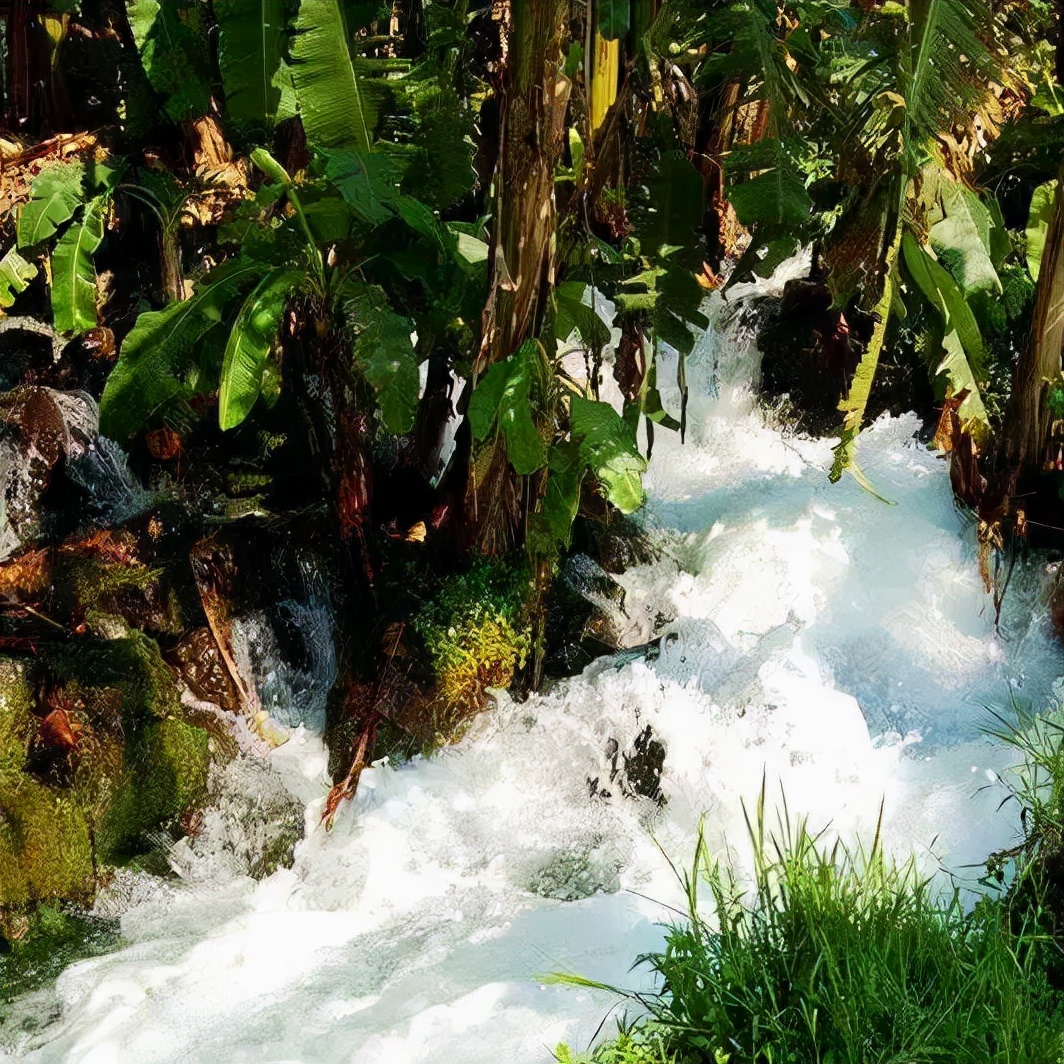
[{"xmin": 4, "ymin": 0, "xmax": 1064, "ymax": 1024}]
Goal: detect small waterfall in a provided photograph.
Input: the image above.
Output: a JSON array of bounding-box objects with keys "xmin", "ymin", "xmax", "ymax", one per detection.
[{"xmin": 5, "ymin": 265, "xmax": 1062, "ymax": 1064}]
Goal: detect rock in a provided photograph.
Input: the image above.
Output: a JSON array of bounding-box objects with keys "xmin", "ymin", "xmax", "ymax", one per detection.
[
  {"xmin": 166, "ymin": 754, "xmax": 305, "ymax": 882},
  {"xmin": 543, "ymin": 553, "xmax": 633, "ymax": 677}
]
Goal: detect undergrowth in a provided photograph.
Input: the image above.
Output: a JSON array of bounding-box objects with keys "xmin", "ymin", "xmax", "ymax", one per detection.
[{"xmin": 555, "ymin": 790, "xmax": 1064, "ymax": 1064}]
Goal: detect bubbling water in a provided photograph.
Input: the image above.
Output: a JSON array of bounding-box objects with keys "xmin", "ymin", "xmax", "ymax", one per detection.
[{"xmin": 4, "ymin": 267, "xmax": 1061, "ymax": 1064}]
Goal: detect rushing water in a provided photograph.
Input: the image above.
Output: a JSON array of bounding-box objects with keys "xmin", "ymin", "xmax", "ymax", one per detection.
[{"xmin": 4, "ymin": 263, "xmax": 1064, "ymax": 1063}]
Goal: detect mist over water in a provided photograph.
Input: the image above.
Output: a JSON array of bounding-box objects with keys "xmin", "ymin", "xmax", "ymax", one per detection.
[{"xmin": 5, "ymin": 264, "xmax": 1062, "ymax": 1064}]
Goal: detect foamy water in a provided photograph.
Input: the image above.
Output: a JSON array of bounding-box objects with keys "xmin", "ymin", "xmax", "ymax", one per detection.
[{"xmin": 4, "ymin": 265, "xmax": 1061, "ymax": 1063}]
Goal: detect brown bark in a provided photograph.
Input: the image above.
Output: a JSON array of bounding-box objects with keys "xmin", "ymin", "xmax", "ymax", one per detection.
[
  {"xmin": 465, "ymin": 0, "xmax": 571, "ymax": 554},
  {"xmin": 474, "ymin": 1, "xmax": 571, "ymax": 375},
  {"xmin": 1001, "ymin": 164, "xmax": 1064, "ymax": 475}
]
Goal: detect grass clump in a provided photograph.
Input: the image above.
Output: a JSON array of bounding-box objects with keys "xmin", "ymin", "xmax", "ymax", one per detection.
[
  {"xmin": 558, "ymin": 796, "xmax": 1064, "ymax": 1064},
  {"xmin": 413, "ymin": 558, "xmax": 532, "ymax": 728}
]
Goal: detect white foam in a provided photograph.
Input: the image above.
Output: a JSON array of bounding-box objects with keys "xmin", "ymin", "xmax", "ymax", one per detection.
[{"xmin": 5, "ymin": 274, "xmax": 1061, "ymax": 1064}]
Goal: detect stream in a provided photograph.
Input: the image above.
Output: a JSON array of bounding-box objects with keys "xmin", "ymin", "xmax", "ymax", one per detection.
[{"xmin": 3, "ymin": 260, "xmax": 1063, "ymax": 1063}]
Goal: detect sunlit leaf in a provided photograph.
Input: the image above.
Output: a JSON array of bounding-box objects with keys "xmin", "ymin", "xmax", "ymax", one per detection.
[
  {"xmin": 1027, "ymin": 180, "xmax": 1058, "ymax": 283},
  {"xmin": 100, "ymin": 263, "xmax": 260, "ymax": 439},
  {"xmin": 291, "ymin": 0, "xmax": 375, "ymax": 153},
  {"xmin": 218, "ymin": 269, "xmax": 300, "ymax": 430},
  {"xmin": 17, "ymin": 162, "xmax": 85, "ymax": 248},
  {"xmin": 51, "ymin": 195, "xmax": 106, "ymax": 335},
  {"xmin": 570, "ymin": 395, "xmax": 646, "ymax": 513},
  {"xmin": 0, "ymin": 248, "xmax": 38, "ymax": 311}
]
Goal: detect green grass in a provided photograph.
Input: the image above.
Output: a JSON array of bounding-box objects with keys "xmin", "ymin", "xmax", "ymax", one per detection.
[{"xmin": 555, "ymin": 790, "xmax": 1064, "ymax": 1064}]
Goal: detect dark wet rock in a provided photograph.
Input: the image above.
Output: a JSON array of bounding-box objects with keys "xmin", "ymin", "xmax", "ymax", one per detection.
[
  {"xmin": 526, "ymin": 840, "xmax": 623, "ymax": 901},
  {"xmin": 570, "ymin": 511, "xmax": 657, "ymax": 575},
  {"xmin": 757, "ymin": 276, "xmax": 934, "ymax": 437},
  {"xmin": 543, "ymin": 554, "xmax": 633, "ymax": 677},
  {"xmin": 0, "ymin": 386, "xmax": 98, "ymax": 561},
  {"xmin": 66, "ymin": 436, "xmax": 151, "ymax": 530},
  {"xmin": 588, "ymin": 724, "xmax": 667, "ymax": 806}
]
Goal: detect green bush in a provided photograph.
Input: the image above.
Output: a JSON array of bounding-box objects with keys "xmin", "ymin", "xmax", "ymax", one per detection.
[{"xmin": 559, "ymin": 803, "xmax": 1064, "ymax": 1064}]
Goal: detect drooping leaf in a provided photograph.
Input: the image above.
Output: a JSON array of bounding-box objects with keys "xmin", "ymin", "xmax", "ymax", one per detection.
[
  {"xmin": 570, "ymin": 395, "xmax": 646, "ymax": 513},
  {"xmin": 467, "ymin": 342, "xmax": 547, "ymax": 475},
  {"xmin": 597, "ymin": 0, "xmax": 630, "ymax": 39},
  {"xmin": 125, "ymin": 0, "xmax": 211, "ymax": 121},
  {"xmin": 17, "ymin": 161, "xmax": 85, "ymax": 248},
  {"xmin": 215, "ymin": 0, "xmax": 292, "ymax": 126},
  {"xmin": 901, "ymin": 233, "xmax": 989, "ymax": 430},
  {"xmin": 100, "ymin": 263, "xmax": 260, "ymax": 439},
  {"xmin": 632, "ymin": 151, "xmax": 705, "ymax": 264},
  {"xmin": 218, "ymin": 269, "xmax": 300, "ymax": 430},
  {"xmin": 291, "ymin": 0, "xmax": 375, "ymax": 153},
  {"xmin": 0, "ymin": 248, "xmax": 38, "ymax": 311},
  {"xmin": 831, "ymin": 232, "xmax": 902, "ymax": 486},
  {"xmin": 930, "ymin": 181, "xmax": 1000, "ymax": 296},
  {"xmin": 1027, "ymin": 180, "xmax": 1058, "ymax": 283},
  {"xmin": 51, "ymin": 196, "xmax": 107, "ymax": 335},
  {"xmin": 345, "ymin": 283, "xmax": 420, "ymax": 433},
  {"xmin": 324, "ymin": 150, "xmax": 400, "ymax": 225},
  {"xmin": 556, "ymin": 282, "xmax": 610, "ymax": 351},
  {"xmin": 527, "ymin": 441, "xmax": 584, "ymax": 557}
]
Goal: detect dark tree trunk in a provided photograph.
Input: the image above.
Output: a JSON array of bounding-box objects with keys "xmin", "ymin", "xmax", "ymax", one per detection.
[
  {"xmin": 463, "ymin": 0, "xmax": 571, "ymax": 555},
  {"xmin": 1000, "ymin": 163, "xmax": 1064, "ymax": 477}
]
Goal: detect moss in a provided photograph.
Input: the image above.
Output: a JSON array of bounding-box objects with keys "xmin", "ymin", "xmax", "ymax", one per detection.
[
  {"xmin": 0, "ymin": 904, "xmax": 120, "ymax": 1001},
  {"xmin": 0, "ymin": 781, "xmax": 95, "ymax": 910},
  {"xmin": 0, "ymin": 641, "xmax": 211, "ymax": 916},
  {"xmin": 47, "ymin": 631, "xmax": 183, "ymax": 729},
  {"xmin": 0, "ymin": 659, "xmax": 33, "ymax": 778},
  {"xmin": 413, "ymin": 558, "xmax": 533, "ymax": 730},
  {"xmin": 97, "ymin": 717, "xmax": 210, "ymax": 861},
  {"xmin": 0, "ymin": 662, "xmax": 95, "ymax": 909}
]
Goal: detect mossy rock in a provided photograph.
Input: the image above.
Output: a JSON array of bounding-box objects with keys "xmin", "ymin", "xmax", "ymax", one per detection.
[
  {"xmin": 0, "ymin": 903, "xmax": 120, "ymax": 1002},
  {"xmin": 412, "ymin": 558, "xmax": 533, "ymax": 734},
  {"xmin": 0, "ymin": 646, "xmax": 211, "ymax": 916},
  {"xmin": 0, "ymin": 661, "xmax": 94, "ymax": 910},
  {"xmin": 97, "ymin": 717, "xmax": 209, "ymax": 861},
  {"xmin": 47, "ymin": 631, "xmax": 182, "ymax": 731},
  {"xmin": 0, "ymin": 780, "xmax": 95, "ymax": 910}
]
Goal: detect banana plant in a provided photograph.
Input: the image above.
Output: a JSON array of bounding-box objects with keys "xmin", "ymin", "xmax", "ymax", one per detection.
[{"xmin": 11, "ymin": 157, "xmax": 119, "ymax": 336}]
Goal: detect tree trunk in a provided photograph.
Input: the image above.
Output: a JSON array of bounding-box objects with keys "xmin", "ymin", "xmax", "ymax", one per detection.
[
  {"xmin": 464, "ymin": 0, "xmax": 570, "ymax": 553},
  {"xmin": 474, "ymin": 0, "xmax": 570, "ymax": 374},
  {"xmin": 1001, "ymin": 164, "xmax": 1064, "ymax": 475}
]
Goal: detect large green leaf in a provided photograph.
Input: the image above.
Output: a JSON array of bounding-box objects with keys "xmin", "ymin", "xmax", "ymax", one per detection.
[
  {"xmin": 528, "ymin": 441, "xmax": 584, "ymax": 557},
  {"xmin": 597, "ymin": 0, "xmax": 630, "ymax": 39},
  {"xmin": 901, "ymin": 231, "xmax": 988, "ymax": 428},
  {"xmin": 51, "ymin": 196, "xmax": 106, "ymax": 335},
  {"xmin": 930, "ymin": 182, "xmax": 1000, "ymax": 296},
  {"xmin": 324, "ymin": 150, "xmax": 399, "ymax": 225},
  {"xmin": 570, "ymin": 395, "xmax": 646, "ymax": 513},
  {"xmin": 125, "ymin": 0, "xmax": 211, "ymax": 121},
  {"xmin": 0, "ymin": 248, "xmax": 38, "ymax": 310},
  {"xmin": 215, "ymin": 0, "xmax": 292, "ymax": 126},
  {"xmin": 17, "ymin": 162, "xmax": 85, "ymax": 248},
  {"xmin": 467, "ymin": 341, "xmax": 547, "ymax": 475},
  {"xmin": 100, "ymin": 264, "xmax": 260, "ymax": 439},
  {"xmin": 291, "ymin": 0, "xmax": 375, "ymax": 153},
  {"xmin": 218, "ymin": 269, "xmax": 300, "ymax": 430},
  {"xmin": 555, "ymin": 281, "xmax": 610, "ymax": 351},
  {"xmin": 1026, "ymin": 180, "xmax": 1058, "ymax": 283},
  {"xmin": 345, "ymin": 284, "xmax": 420, "ymax": 433}
]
